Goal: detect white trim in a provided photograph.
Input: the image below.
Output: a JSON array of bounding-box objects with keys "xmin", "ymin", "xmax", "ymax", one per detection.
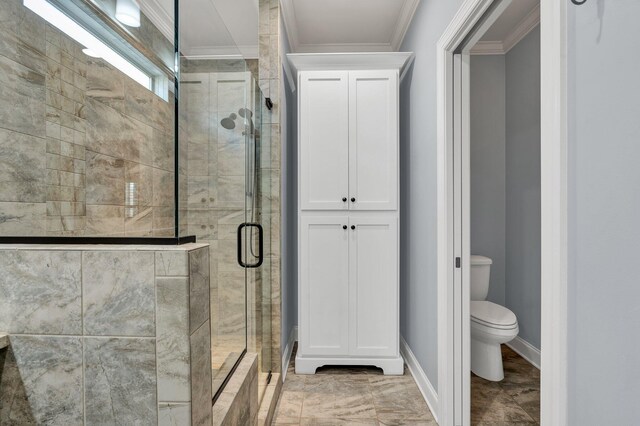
[
  {"xmin": 437, "ymin": 0, "xmax": 568, "ymax": 425},
  {"xmin": 400, "ymin": 336, "xmax": 439, "ymax": 424},
  {"xmin": 390, "ymin": 0, "xmax": 422, "ymax": 51},
  {"xmin": 279, "ymin": 0, "xmax": 300, "ymax": 53},
  {"xmin": 506, "ymin": 337, "xmax": 541, "ymax": 370},
  {"xmin": 503, "ymin": 3, "xmax": 540, "ymax": 52},
  {"xmin": 437, "ymin": 3, "xmax": 497, "ymax": 424},
  {"xmin": 279, "ymin": 0, "xmax": 420, "ymax": 53},
  {"xmin": 469, "ymin": 3, "xmax": 540, "ymax": 55},
  {"xmin": 540, "ymin": 0, "xmax": 568, "ymax": 424},
  {"xmin": 281, "ymin": 326, "xmax": 298, "ymax": 382},
  {"xmin": 469, "ymin": 41, "xmax": 505, "ymax": 55},
  {"xmin": 182, "ymin": 45, "xmax": 259, "ymax": 59},
  {"xmin": 139, "ymin": 0, "xmax": 174, "ymax": 42}
]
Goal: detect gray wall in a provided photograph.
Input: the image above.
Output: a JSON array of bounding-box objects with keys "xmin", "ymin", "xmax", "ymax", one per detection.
[
  {"xmin": 280, "ymin": 22, "xmax": 298, "ymax": 356},
  {"xmin": 568, "ymin": 1, "xmax": 640, "ymax": 423},
  {"xmin": 470, "ymin": 55, "xmax": 507, "ymax": 306},
  {"xmin": 399, "ymin": 0, "xmax": 466, "ymax": 389},
  {"xmin": 505, "ymin": 27, "xmax": 541, "ymax": 349},
  {"xmin": 470, "ymin": 29, "xmax": 541, "ymax": 350}
]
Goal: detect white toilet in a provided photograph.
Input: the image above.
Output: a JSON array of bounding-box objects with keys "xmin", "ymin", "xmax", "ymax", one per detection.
[{"xmin": 470, "ymin": 255, "xmax": 518, "ymax": 381}]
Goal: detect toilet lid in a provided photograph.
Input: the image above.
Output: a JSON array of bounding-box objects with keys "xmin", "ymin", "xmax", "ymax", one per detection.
[{"xmin": 470, "ymin": 301, "xmax": 518, "ymax": 329}]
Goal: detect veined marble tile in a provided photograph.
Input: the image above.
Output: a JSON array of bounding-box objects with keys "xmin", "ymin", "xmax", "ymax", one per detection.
[
  {"xmin": 125, "ymin": 161, "xmax": 154, "ymax": 208},
  {"xmin": 153, "ymin": 128, "xmax": 174, "ymax": 172},
  {"xmin": 153, "ymin": 168, "xmax": 175, "ymax": 207},
  {"xmin": 0, "ymin": 336, "xmax": 83, "ymax": 425},
  {"xmin": 0, "ymin": 250, "xmax": 81, "ymax": 334},
  {"xmin": 84, "ymin": 337, "xmax": 157, "ymax": 425},
  {"xmin": 0, "ymin": 202, "xmax": 46, "ymax": 236},
  {"xmin": 190, "ymin": 320, "xmax": 212, "ymax": 426},
  {"xmin": 0, "ymin": 55, "xmax": 45, "ymax": 138},
  {"xmin": 85, "ymin": 58, "xmax": 124, "ymax": 111},
  {"xmin": 156, "ymin": 251, "xmax": 189, "ymax": 276},
  {"xmin": 159, "ymin": 403, "xmax": 191, "ymax": 426},
  {"xmin": 0, "ymin": 125, "xmax": 46, "ymax": 204},
  {"xmin": 85, "ymin": 204, "xmax": 125, "ymax": 236},
  {"xmin": 85, "ymin": 151, "xmax": 125, "ymax": 205},
  {"xmin": 0, "ymin": 0, "xmax": 46, "ymax": 75},
  {"xmin": 157, "ymin": 276, "xmax": 191, "ymax": 402},
  {"xmin": 82, "ymin": 251, "xmax": 155, "ymax": 336},
  {"xmin": 125, "ymin": 206, "xmax": 154, "ymax": 237},
  {"xmin": 189, "ymin": 247, "xmax": 211, "ymax": 333}
]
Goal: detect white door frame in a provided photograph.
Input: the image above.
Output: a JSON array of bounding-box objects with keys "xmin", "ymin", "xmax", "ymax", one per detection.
[{"xmin": 436, "ymin": 1, "xmax": 568, "ymax": 425}]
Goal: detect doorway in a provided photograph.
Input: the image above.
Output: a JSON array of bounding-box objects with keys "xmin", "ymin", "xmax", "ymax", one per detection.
[{"xmin": 436, "ymin": 0, "xmax": 568, "ymax": 425}]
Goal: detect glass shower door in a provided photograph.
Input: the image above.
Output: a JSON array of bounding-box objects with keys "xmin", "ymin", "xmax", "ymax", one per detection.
[{"xmin": 178, "ymin": 0, "xmax": 273, "ymax": 403}]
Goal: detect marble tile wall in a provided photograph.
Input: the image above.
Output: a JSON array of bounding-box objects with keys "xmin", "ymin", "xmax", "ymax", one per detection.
[
  {"xmin": 0, "ymin": 0, "xmax": 176, "ymax": 237},
  {"xmin": 0, "ymin": 244, "xmax": 211, "ymax": 425},
  {"xmin": 259, "ymin": 0, "xmax": 283, "ymax": 374}
]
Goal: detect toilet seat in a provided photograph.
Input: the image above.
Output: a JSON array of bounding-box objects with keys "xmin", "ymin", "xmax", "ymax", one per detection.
[{"xmin": 470, "ymin": 301, "xmax": 518, "ymax": 330}]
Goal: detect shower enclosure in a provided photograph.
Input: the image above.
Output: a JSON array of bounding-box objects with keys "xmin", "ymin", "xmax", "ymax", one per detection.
[
  {"xmin": 178, "ymin": 0, "xmax": 274, "ymax": 398},
  {"xmin": 0, "ymin": 0, "xmax": 274, "ymax": 404}
]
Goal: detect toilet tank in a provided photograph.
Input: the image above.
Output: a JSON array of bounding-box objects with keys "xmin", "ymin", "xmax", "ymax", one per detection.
[{"xmin": 470, "ymin": 255, "xmax": 492, "ymax": 301}]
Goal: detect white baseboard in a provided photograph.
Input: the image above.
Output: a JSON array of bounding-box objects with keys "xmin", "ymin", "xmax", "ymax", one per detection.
[
  {"xmin": 281, "ymin": 326, "xmax": 298, "ymax": 381},
  {"xmin": 507, "ymin": 336, "xmax": 541, "ymax": 370},
  {"xmin": 400, "ymin": 336, "xmax": 439, "ymax": 423}
]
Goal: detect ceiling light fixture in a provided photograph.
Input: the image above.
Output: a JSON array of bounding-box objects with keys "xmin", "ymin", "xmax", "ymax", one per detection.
[
  {"xmin": 115, "ymin": 0, "xmax": 141, "ymax": 28},
  {"xmin": 23, "ymin": 0, "xmax": 150, "ymax": 89}
]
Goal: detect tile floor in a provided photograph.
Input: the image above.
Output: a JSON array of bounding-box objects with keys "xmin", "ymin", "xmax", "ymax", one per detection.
[
  {"xmin": 471, "ymin": 346, "xmax": 540, "ymax": 425},
  {"xmin": 273, "ymin": 344, "xmax": 437, "ymax": 425},
  {"xmin": 274, "ymin": 344, "xmax": 540, "ymax": 426}
]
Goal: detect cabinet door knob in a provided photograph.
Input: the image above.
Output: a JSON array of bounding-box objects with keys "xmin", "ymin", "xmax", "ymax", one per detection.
[
  {"xmin": 342, "ymin": 197, "xmax": 347, "ymax": 202},
  {"xmin": 351, "ymin": 197, "xmax": 356, "ymax": 202},
  {"xmin": 343, "ymin": 225, "xmax": 347, "ymax": 230},
  {"xmin": 351, "ymin": 225, "xmax": 356, "ymax": 230}
]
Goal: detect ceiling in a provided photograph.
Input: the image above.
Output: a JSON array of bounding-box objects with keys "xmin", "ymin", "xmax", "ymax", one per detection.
[
  {"xmin": 281, "ymin": 0, "xmax": 421, "ymax": 53},
  {"xmin": 139, "ymin": 0, "xmax": 259, "ymax": 58},
  {"xmin": 473, "ymin": 0, "xmax": 539, "ymax": 54}
]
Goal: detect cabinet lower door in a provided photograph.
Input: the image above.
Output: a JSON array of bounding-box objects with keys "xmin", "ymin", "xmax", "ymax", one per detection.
[
  {"xmin": 349, "ymin": 216, "xmax": 398, "ymax": 357},
  {"xmin": 300, "ymin": 216, "xmax": 350, "ymax": 356}
]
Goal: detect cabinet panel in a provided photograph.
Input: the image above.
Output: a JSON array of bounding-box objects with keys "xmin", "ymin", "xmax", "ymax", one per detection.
[
  {"xmin": 300, "ymin": 72, "xmax": 350, "ymax": 210},
  {"xmin": 349, "ymin": 71, "xmax": 398, "ymax": 211},
  {"xmin": 300, "ymin": 216, "xmax": 350, "ymax": 356},
  {"xmin": 349, "ymin": 216, "xmax": 398, "ymax": 356}
]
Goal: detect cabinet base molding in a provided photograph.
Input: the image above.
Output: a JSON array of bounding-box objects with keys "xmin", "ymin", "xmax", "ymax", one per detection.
[{"xmin": 294, "ymin": 354, "xmax": 404, "ymax": 376}]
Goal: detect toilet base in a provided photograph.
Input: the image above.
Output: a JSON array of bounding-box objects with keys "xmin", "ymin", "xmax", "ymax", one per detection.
[{"xmin": 471, "ymin": 338, "xmax": 504, "ymax": 381}]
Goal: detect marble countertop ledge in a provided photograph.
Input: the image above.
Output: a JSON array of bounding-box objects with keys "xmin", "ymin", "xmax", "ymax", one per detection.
[
  {"xmin": 0, "ymin": 243, "xmax": 209, "ymax": 252},
  {"xmin": 0, "ymin": 334, "xmax": 8, "ymax": 350}
]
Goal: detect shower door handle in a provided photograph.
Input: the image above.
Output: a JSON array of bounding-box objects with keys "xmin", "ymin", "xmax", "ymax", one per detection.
[{"xmin": 237, "ymin": 223, "xmax": 264, "ymax": 268}]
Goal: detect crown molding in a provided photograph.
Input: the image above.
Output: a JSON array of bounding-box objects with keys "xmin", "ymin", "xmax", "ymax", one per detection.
[
  {"xmin": 139, "ymin": 0, "xmax": 174, "ymax": 42},
  {"xmin": 280, "ymin": 0, "xmax": 420, "ymax": 53},
  {"xmin": 470, "ymin": 40, "xmax": 505, "ymax": 55},
  {"xmin": 183, "ymin": 45, "xmax": 259, "ymax": 59},
  {"xmin": 502, "ymin": 3, "xmax": 540, "ymax": 52},
  {"xmin": 280, "ymin": 0, "xmax": 300, "ymax": 52},
  {"xmin": 470, "ymin": 3, "xmax": 540, "ymax": 55},
  {"xmin": 390, "ymin": 0, "xmax": 421, "ymax": 51},
  {"xmin": 294, "ymin": 42, "xmax": 394, "ymax": 54}
]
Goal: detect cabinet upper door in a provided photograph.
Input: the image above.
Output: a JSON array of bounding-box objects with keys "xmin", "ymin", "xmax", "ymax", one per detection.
[
  {"xmin": 300, "ymin": 71, "xmax": 350, "ymax": 211},
  {"xmin": 300, "ymin": 216, "xmax": 350, "ymax": 356},
  {"xmin": 349, "ymin": 216, "xmax": 398, "ymax": 357},
  {"xmin": 349, "ymin": 70, "xmax": 399, "ymax": 211}
]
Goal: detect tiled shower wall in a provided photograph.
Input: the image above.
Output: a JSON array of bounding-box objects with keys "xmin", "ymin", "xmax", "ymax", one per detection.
[
  {"xmin": 259, "ymin": 0, "xmax": 283, "ymax": 373},
  {"xmin": 0, "ymin": 244, "xmax": 211, "ymax": 425},
  {"xmin": 0, "ymin": 0, "xmax": 175, "ymax": 237}
]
